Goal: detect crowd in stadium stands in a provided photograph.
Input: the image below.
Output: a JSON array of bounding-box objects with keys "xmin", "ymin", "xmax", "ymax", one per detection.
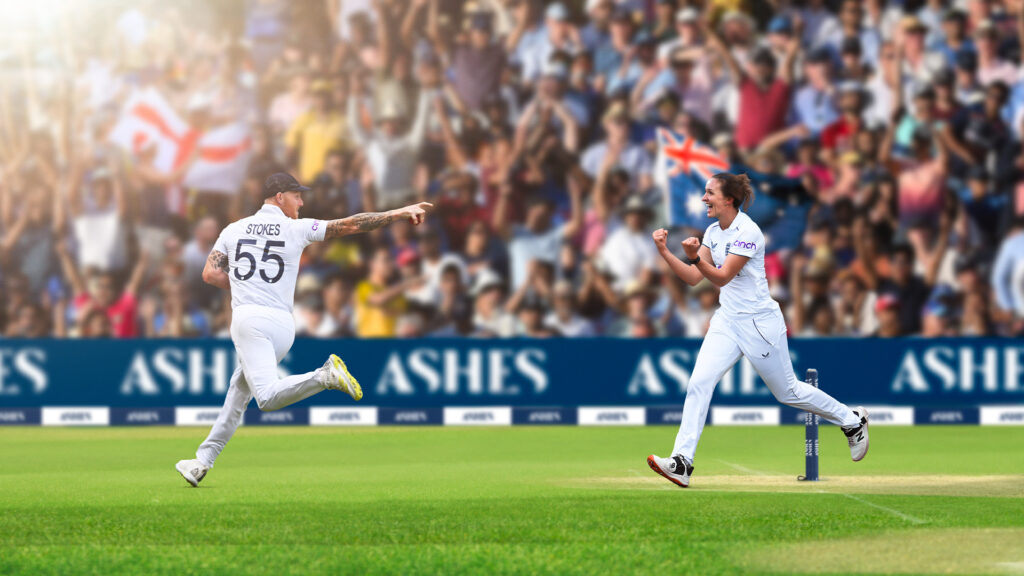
[{"xmin": 1, "ymin": 0, "xmax": 1024, "ymax": 340}]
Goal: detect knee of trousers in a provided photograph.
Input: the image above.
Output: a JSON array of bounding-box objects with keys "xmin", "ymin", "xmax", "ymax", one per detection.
[
  {"xmin": 684, "ymin": 374, "xmax": 719, "ymax": 399},
  {"xmin": 251, "ymin": 391, "xmax": 277, "ymax": 412},
  {"xmin": 771, "ymin": 385, "xmax": 804, "ymax": 406}
]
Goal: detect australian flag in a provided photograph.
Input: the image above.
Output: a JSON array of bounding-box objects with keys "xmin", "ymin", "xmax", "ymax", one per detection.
[
  {"xmin": 656, "ymin": 129, "xmax": 811, "ymax": 252},
  {"xmin": 656, "ymin": 128, "xmax": 730, "ymax": 229}
]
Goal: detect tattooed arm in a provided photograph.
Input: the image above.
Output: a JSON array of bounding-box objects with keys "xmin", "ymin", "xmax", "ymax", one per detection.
[
  {"xmin": 324, "ymin": 202, "xmax": 433, "ymax": 240},
  {"xmin": 202, "ymin": 250, "xmax": 231, "ymax": 290}
]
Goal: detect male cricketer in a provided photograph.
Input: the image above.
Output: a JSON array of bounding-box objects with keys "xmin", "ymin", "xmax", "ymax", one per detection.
[{"xmin": 175, "ymin": 172, "xmax": 431, "ymax": 486}]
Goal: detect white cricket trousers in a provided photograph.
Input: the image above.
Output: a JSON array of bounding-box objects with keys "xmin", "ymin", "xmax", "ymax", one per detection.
[
  {"xmin": 673, "ymin": 307, "xmax": 860, "ymax": 462},
  {"xmin": 196, "ymin": 305, "xmax": 326, "ymax": 467}
]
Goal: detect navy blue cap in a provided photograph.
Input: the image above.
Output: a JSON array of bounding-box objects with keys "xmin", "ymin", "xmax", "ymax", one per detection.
[
  {"xmin": 768, "ymin": 15, "xmax": 792, "ymax": 34},
  {"xmin": 923, "ymin": 299, "xmax": 952, "ymax": 319},
  {"xmin": 264, "ymin": 172, "xmax": 312, "ymax": 196},
  {"xmin": 806, "ymin": 46, "xmax": 833, "ymax": 64}
]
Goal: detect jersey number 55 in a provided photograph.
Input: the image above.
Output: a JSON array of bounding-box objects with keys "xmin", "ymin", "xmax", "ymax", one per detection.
[{"xmin": 234, "ymin": 239, "xmax": 286, "ymax": 283}]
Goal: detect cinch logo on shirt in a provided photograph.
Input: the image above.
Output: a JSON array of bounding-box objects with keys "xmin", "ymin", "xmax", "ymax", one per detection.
[
  {"xmin": 733, "ymin": 240, "xmax": 757, "ymax": 250},
  {"xmin": 311, "ymin": 220, "xmax": 320, "ymax": 231}
]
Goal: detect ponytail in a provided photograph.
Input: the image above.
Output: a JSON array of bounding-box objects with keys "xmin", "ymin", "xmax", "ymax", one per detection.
[{"xmin": 711, "ymin": 172, "xmax": 755, "ymax": 211}]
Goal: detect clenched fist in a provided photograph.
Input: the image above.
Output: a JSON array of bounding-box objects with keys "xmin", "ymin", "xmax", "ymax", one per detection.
[
  {"xmin": 651, "ymin": 228, "xmax": 669, "ymax": 251},
  {"xmin": 681, "ymin": 237, "xmax": 701, "ymax": 260}
]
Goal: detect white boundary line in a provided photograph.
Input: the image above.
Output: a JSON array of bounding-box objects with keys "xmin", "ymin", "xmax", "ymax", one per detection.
[
  {"xmin": 716, "ymin": 460, "xmax": 784, "ymax": 476},
  {"xmin": 837, "ymin": 493, "xmax": 928, "ymax": 525},
  {"xmin": 712, "ymin": 458, "xmax": 929, "ymax": 525}
]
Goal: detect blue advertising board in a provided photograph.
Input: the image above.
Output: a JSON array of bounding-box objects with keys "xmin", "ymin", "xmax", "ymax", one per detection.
[{"xmin": 0, "ymin": 338, "xmax": 1022, "ymax": 410}]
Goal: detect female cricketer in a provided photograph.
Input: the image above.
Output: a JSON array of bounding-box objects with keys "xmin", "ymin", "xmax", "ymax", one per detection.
[{"xmin": 646, "ymin": 173, "xmax": 869, "ymax": 488}]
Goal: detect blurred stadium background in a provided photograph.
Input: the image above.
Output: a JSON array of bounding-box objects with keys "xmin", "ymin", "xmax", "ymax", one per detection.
[
  {"xmin": 0, "ymin": 0, "xmax": 1022, "ymax": 343},
  {"xmin": 2, "ymin": 1, "xmax": 1024, "ymax": 574}
]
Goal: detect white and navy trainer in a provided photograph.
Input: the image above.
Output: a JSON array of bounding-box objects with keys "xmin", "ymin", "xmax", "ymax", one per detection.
[
  {"xmin": 647, "ymin": 454, "xmax": 694, "ymax": 488},
  {"xmin": 175, "ymin": 459, "xmax": 209, "ymax": 488},
  {"xmin": 318, "ymin": 354, "xmax": 363, "ymax": 401},
  {"xmin": 842, "ymin": 406, "xmax": 869, "ymax": 462}
]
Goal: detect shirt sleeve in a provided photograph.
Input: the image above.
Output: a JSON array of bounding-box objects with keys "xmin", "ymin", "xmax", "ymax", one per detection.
[
  {"xmin": 701, "ymin": 225, "xmax": 715, "ymax": 249},
  {"xmin": 213, "ymin": 228, "xmax": 229, "ymax": 256},
  {"xmin": 295, "ymin": 218, "xmax": 327, "ymax": 247},
  {"xmin": 727, "ymin": 224, "xmax": 763, "ymax": 258}
]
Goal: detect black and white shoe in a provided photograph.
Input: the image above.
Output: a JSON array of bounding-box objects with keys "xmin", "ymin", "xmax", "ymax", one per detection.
[
  {"xmin": 647, "ymin": 454, "xmax": 693, "ymax": 488},
  {"xmin": 842, "ymin": 406, "xmax": 869, "ymax": 462}
]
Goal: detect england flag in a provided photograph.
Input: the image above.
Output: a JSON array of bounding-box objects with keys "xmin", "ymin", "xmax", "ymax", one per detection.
[
  {"xmin": 182, "ymin": 124, "xmax": 252, "ymax": 193},
  {"xmin": 109, "ymin": 88, "xmax": 250, "ymax": 194},
  {"xmin": 108, "ymin": 87, "xmax": 185, "ymax": 172}
]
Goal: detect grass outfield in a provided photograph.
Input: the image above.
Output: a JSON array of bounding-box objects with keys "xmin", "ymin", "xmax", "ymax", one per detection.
[{"xmin": 1, "ymin": 425, "xmax": 1022, "ymax": 575}]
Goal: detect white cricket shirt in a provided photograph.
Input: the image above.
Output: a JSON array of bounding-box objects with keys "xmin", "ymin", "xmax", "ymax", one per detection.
[
  {"xmin": 213, "ymin": 204, "xmax": 327, "ymax": 312},
  {"xmin": 702, "ymin": 211, "xmax": 777, "ymax": 316}
]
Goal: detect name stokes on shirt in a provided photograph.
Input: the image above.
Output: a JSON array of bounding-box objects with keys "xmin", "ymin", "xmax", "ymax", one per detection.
[{"xmin": 245, "ymin": 223, "xmax": 282, "ymax": 236}]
